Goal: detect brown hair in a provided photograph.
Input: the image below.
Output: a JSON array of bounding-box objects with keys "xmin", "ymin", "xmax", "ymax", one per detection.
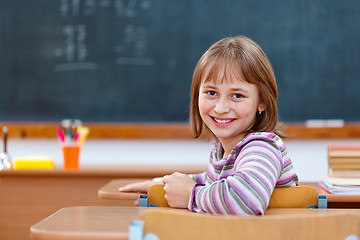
[{"xmin": 190, "ymin": 36, "xmax": 283, "ymax": 140}]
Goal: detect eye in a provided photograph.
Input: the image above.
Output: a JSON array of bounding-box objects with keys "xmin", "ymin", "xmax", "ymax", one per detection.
[
  {"xmin": 233, "ymin": 93, "xmax": 243, "ymax": 99},
  {"xmin": 207, "ymin": 91, "xmax": 217, "ymax": 96}
]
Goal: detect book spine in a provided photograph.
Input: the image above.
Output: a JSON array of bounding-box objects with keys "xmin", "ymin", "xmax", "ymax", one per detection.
[
  {"xmin": 329, "ymin": 169, "xmax": 360, "ymax": 178},
  {"xmin": 328, "ymin": 164, "xmax": 360, "ymax": 169},
  {"xmin": 318, "ymin": 181, "xmax": 331, "ymax": 193}
]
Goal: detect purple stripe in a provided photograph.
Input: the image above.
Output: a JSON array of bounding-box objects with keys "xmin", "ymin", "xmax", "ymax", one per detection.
[
  {"xmin": 239, "ymin": 157, "xmax": 279, "ymax": 177},
  {"xmin": 245, "ymin": 168, "xmax": 275, "ymax": 191},
  {"xmin": 227, "ymin": 177, "xmax": 262, "ymax": 214},
  {"xmin": 211, "ymin": 183, "xmax": 226, "ymax": 214},
  {"xmin": 188, "ymin": 132, "xmax": 298, "ymax": 215}
]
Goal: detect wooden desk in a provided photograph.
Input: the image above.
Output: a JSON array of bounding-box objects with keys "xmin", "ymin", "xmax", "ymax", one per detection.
[
  {"xmin": 31, "ymin": 207, "xmax": 143, "ymax": 240},
  {"xmin": 31, "ymin": 206, "xmax": 360, "ymax": 240},
  {"xmin": 301, "ymin": 182, "xmax": 360, "ymax": 208},
  {"xmin": 0, "ymin": 170, "xmax": 147, "ymax": 240},
  {"xmin": 100, "ymin": 179, "xmax": 360, "ymax": 208},
  {"xmin": 0, "ymin": 164, "xmax": 206, "ymax": 240}
]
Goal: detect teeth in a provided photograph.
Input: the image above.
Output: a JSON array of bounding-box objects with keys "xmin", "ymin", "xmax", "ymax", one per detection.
[{"xmin": 214, "ymin": 118, "xmax": 232, "ymax": 123}]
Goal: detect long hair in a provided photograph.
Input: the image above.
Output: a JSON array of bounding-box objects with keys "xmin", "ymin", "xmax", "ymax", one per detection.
[{"xmin": 190, "ymin": 36, "xmax": 282, "ymax": 140}]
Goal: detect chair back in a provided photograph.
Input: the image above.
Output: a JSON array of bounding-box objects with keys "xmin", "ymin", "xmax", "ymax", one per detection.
[
  {"xmin": 147, "ymin": 184, "xmax": 318, "ymax": 208},
  {"xmin": 268, "ymin": 186, "xmax": 318, "ymax": 208},
  {"xmin": 148, "ymin": 184, "xmax": 169, "ymax": 207},
  {"xmin": 137, "ymin": 208, "xmax": 360, "ymax": 240}
]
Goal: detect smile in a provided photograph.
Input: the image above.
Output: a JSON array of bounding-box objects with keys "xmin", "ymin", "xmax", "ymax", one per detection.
[{"xmin": 212, "ymin": 117, "xmax": 235, "ymax": 124}]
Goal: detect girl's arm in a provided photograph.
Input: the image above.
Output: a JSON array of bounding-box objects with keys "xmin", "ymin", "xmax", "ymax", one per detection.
[
  {"xmin": 118, "ymin": 172, "xmax": 207, "ymax": 207},
  {"xmin": 188, "ymin": 140, "xmax": 285, "ymax": 215},
  {"xmin": 156, "ymin": 172, "xmax": 207, "ymax": 208},
  {"xmin": 162, "ymin": 172, "xmax": 197, "ymax": 208},
  {"xmin": 188, "ymin": 172, "xmax": 207, "ymax": 185},
  {"xmin": 119, "ymin": 179, "xmax": 163, "ymax": 194},
  {"xmin": 118, "ymin": 171, "xmax": 207, "ymax": 194}
]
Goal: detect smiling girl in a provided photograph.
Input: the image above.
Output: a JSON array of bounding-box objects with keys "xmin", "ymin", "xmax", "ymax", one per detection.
[{"xmin": 120, "ymin": 36, "xmax": 298, "ymax": 215}]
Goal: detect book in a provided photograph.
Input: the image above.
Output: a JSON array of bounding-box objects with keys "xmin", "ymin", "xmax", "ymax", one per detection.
[
  {"xmin": 328, "ymin": 145, "xmax": 360, "ymax": 177},
  {"xmin": 328, "ymin": 145, "xmax": 360, "ymax": 157},
  {"xmin": 328, "ymin": 163, "xmax": 360, "ymax": 169},
  {"xmin": 318, "ymin": 181, "xmax": 331, "ymax": 193},
  {"xmin": 329, "ymin": 157, "xmax": 360, "ymax": 163},
  {"xmin": 319, "ymin": 177, "xmax": 360, "ymax": 194},
  {"xmin": 318, "ymin": 181, "xmax": 360, "ymax": 194},
  {"xmin": 322, "ymin": 177, "xmax": 360, "ymax": 186},
  {"xmin": 329, "ymin": 169, "xmax": 360, "ymax": 178}
]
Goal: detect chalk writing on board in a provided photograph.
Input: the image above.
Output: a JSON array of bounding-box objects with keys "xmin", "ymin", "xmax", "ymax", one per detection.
[
  {"xmin": 115, "ymin": 24, "xmax": 153, "ymax": 66},
  {"xmin": 55, "ymin": 24, "xmax": 98, "ymax": 71},
  {"xmin": 56, "ymin": 0, "xmax": 153, "ymax": 71},
  {"xmin": 60, "ymin": 0, "xmax": 150, "ymax": 17}
]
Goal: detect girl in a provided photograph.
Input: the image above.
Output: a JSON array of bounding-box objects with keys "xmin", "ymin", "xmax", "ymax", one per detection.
[{"xmin": 119, "ymin": 36, "xmax": 298, "ymax": 215}]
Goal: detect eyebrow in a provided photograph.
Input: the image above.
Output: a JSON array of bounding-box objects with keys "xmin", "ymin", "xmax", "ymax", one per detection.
[
  {"xmin": 201, "ymin": 84, "xmax": 216, "ymax": 89},
  {"xmin": 202, "ymin": 84, "xmax": 249, "ymax": 93},
  {"xmin": 230, "ymin": 87, "xmax": 249, "ymax": 93}
]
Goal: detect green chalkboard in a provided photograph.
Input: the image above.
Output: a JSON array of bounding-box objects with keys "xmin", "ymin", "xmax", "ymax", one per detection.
[{"xmin": 1, "ymin": 0, "xmax": 359, "ymax": 122}]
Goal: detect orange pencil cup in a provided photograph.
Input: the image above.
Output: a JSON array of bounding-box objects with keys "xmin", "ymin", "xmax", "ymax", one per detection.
[{"xmin": 62, "ymin": 144, "xmax": 81, "ymax": 170}]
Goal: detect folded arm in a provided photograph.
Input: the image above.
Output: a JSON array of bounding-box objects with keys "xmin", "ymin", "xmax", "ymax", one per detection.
[{"xmin": 188, "ymin": 140, "xmax": 283, "ymax": 215}]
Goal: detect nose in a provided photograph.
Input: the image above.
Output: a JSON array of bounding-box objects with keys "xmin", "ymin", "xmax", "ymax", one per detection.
[{"xmin": 214, "ymin": 97, "xmax": 230, "ymax": 114}]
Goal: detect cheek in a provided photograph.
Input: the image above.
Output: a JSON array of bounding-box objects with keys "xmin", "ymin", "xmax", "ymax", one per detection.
[
  {"xmin": 234, "ymin": 103, "xmax": 257, "ymax": 118},
  {"xmin": 198, "ymin": 96, "xmax": 209, "ymax": 115}
]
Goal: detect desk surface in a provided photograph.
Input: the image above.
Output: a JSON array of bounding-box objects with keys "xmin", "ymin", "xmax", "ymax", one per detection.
[
  {"xmin": 99, "ymin": 179, "xmax": 360, "ymax": 207},
  {"xmin": 31, "ymin": 206, "xmax": 360, "ymax": 240},
  {"xmin": 31, "ymin": 207, "xmax": 142, "ymax": 240}
]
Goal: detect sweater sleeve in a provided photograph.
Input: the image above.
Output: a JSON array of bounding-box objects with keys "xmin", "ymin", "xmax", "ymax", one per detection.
[
  {"xmin": 188, "ymin": 139, "xmax": 283, "ymax": 215},
  {"xmin": 188, "ymin": 172, "xmax": 207, "ymax": 185}
]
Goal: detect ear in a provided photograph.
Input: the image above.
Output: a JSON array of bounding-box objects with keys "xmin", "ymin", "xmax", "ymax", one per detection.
[{"xmin": 258, "ymin": 103, "xmax": 266, "ymax": 114}]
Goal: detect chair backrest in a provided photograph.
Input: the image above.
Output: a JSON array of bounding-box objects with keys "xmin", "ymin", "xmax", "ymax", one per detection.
[
  {"xmin": 147, "ymin": 184, "xmax": 318, "ymax": 208},
  {"xmin": 147, "ymin": 184, "xmax": 169, "ymax": 207},
  {"xmin": 268, "ymin": 186, "xmax": 318, "ymax": 208},
  {"xmin": 137, "ymin": 208, "xmax": 360, "ymax": 240}
]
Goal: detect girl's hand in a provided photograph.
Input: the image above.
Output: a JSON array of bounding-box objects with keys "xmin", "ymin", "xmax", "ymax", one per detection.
[
  {"xmin": 119, "ymin": 180, "xmax": 163, "ymax": 206},
  {"xmin": 162, "ymin": 172, "xmax": 197, "ymax": 209},
  {"xmin": 119, "ymin": 180, "xmax": 163, "ymax": 194}
]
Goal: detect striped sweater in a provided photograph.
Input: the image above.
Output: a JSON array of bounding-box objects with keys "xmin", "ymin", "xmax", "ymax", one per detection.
[{"xmin": 188, "ymin": 132, "xmax": 299, "ymax": 215}]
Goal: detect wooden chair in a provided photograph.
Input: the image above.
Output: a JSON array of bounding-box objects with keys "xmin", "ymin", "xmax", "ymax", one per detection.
[
  {"xmin": 145, "ymin": 184, "xmax": 320, "ymax": 208},
  {"xmin": 136, "ymin": 208, "xmax": 360, "ymax": 240},
  {"xmin": 146, "ymin": 184, "xmax": 169, "ymax": 207},
  {"xmin": 132, "ymin": 185, "xmax": 348, "ymax": 240},
  {"xmin": 268, "ymin": 185, "xmax": 319, "ymax": 208}
]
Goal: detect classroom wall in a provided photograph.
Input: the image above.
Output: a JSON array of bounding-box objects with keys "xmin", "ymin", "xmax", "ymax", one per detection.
[
  {"xmin": 1, "ymin": 1, "xmax": 360, "ymax": 122},
  {"xmin": 7, "ymin": 138, "xmax": 360, "ymax": 182},
  {"xmin": 2, "ymin": 0, "xmax": 360, "ymax": 182}
]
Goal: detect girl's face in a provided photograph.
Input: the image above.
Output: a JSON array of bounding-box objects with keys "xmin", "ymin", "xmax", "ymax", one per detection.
[{"xmin": 198, "ymin": 76, "xmax": 264, "ymax": 151}]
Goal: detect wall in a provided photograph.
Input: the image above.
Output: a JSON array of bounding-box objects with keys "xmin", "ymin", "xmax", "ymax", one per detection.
[
  {"xmin": 1, "ymin": 0, "xmax": 360, "ymax": 122},
  {"xmin": 6, "ymin": 138, "xmax": 360, "ymax": 182}
]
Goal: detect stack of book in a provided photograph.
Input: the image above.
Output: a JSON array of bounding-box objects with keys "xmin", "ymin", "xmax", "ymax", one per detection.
[
  {"xmin": 317, "ymin": 145, "xmax": 360, "ymax": 194},
  {"xmin": 328, "ymin": 145, "xmax": 360, "ymax": 178},
  {"xmin": 318, "ymin": 177, "xmax": 360, "ymax": 194}
]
